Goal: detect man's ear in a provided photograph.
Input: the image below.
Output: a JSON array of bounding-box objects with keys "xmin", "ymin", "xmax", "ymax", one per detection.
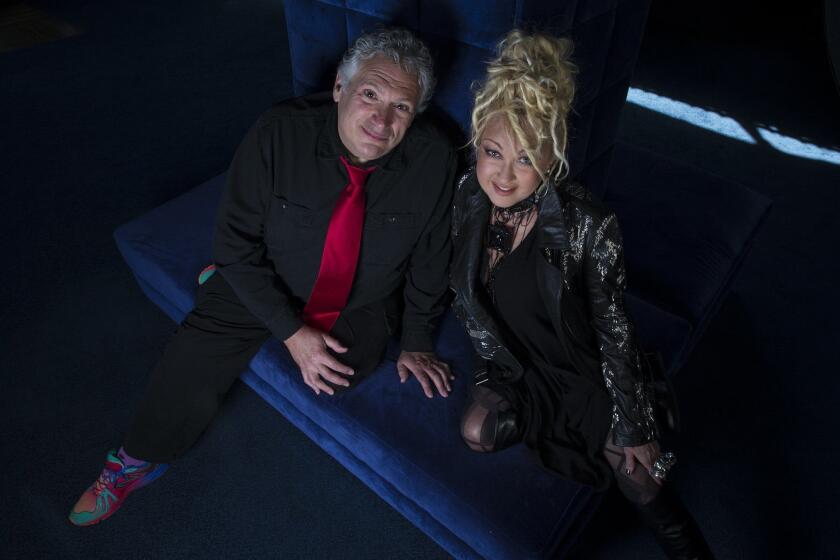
[{"xmin": 332, "ymin": 74, "xmax": 343, "ymax": 103}]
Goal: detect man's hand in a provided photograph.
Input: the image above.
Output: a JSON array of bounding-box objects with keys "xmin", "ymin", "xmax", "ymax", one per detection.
[
  {"xmin": 396, "ymin": 351, "xmax": 454, "ymax": 398},
  {"xmin": 623, "ymin": 440, "xmax": 663, "ymax": 485},
  {"xmin": 284, "ymin": 324, "xmax": 354, "ymax": 396}
]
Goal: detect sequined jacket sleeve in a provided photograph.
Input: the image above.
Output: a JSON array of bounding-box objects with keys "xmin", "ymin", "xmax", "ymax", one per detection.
[{"xmin": 583, "ymin": 211, "xmax": 659, "ymax": 447}]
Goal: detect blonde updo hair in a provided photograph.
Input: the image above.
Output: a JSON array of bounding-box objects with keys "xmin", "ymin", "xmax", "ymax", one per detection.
[{"xmin": 470, "ymin": 30, "xmax": 577, "ymax": 183}]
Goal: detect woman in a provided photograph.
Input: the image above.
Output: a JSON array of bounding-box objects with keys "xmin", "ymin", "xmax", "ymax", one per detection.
[{"xmin": 450, "ymin": 30, "xmax": 712, "ymax": 559}]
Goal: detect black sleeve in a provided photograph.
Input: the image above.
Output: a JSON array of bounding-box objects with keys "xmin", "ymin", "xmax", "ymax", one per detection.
[
  {"xmin": 399, "ymin": 149, "xmax": 458, "ymax": 352},
  {"xmin": 450, "ymin": 167, "xmax": 474, "ymax": 242},
  {"xmin": 213, "ymin": 119, "xmax": 304, "ymax": 341},
  {"xmin": 583, "ymin": 211, "xmax": 659, "ymax": 447}
]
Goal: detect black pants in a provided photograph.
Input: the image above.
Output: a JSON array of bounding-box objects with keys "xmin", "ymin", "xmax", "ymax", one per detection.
[{"xmin": 124, "ymin": 273, "xmax": 390, "ymax": 463}]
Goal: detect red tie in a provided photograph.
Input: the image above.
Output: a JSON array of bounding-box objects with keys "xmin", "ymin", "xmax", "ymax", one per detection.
[{"xmin": 302, "ymin": 156, "xmax": 375, "ymax": 332}]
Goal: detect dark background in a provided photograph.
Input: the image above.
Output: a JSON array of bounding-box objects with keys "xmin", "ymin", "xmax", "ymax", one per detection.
[{"xmin": 2, "ymin": 0, "xmax": 838, "ymax": 558}]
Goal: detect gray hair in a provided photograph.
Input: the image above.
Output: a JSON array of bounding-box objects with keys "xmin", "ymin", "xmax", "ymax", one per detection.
[{"xmin": 337, "ymin": 27, "xmax": 435, "ymax": 113}]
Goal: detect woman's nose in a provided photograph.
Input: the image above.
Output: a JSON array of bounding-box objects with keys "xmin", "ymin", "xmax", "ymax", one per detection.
[{"xmin": 500, "ymin": 161, "xmax": 515, "ymax": 182}]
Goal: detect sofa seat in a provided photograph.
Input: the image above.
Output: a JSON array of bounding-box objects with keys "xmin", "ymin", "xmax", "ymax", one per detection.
[
  {"xmin": 115, "ymin": 173, "xmax": 602, "ymax": 560},
  {"xmin": 115, "ymin": 135, "xmax": 771, "ymax": 557},
  {"xmin": 606, "ymin": 142, "xmax": 771, "ymax": 372}
]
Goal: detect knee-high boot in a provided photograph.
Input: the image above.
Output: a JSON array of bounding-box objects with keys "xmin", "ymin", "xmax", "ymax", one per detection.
[{"xmin": 633, "ymin": 487, "xmax": 714, "ymax": 560}]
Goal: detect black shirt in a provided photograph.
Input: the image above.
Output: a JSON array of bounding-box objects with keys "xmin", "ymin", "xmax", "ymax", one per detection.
[
  {"xmin": 490, "ymin": 227, "xmax": 575, "ymax": 373},
  {"xmin": 484, "ymin": 225, "xmax": 614, "ymax": 489},
  {"xmin": 213, "ymin": 93, "xmax": 457, "ymax": 351}
]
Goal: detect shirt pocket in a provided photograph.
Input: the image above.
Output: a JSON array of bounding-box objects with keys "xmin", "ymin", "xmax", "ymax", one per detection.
[
  {"xmin": 360, "ymin": 212, "xmax": 421, "ymax": 265},
  {"xmin": 264, "ymin": 196, "xmax": 323, "ymax": 256}
]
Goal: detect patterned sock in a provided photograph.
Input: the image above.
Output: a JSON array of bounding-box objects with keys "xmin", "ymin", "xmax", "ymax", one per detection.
[{"xmin": 117, "ymin": 446, "xmax": 149, "ymax": 467}]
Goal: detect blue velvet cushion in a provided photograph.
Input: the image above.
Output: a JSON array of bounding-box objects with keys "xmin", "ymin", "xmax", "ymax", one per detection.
[
  {"xmin": 115, "ymin": 174, "xmax": 602, "ymax": 559},
  {"xmin": 606, "ymin": 142, "xmax": 772, "ymax": 372}
]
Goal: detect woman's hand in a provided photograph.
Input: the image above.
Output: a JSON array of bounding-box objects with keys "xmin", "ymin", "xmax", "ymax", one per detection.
[
  {"xmin": 623, "ymin": 441, "xmax": 663, "ymax": 484},
  {"xmin": 396, "ymin": 351, "xmax": 454, "ymax": 398}
]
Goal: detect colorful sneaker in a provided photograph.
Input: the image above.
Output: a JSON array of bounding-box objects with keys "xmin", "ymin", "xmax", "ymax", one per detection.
[{"xmin": 69, "ymin": 449, "xmax": 168, "ymax": 526}]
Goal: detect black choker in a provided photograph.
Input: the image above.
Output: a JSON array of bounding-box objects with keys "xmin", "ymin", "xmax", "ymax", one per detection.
[
  {"xmin": 483, "ymin": 192, "xmax": 539, "ymax": 302},
  {"xmin": 485, "ymin": 193, "xmax": 537, "ymax": 255}
]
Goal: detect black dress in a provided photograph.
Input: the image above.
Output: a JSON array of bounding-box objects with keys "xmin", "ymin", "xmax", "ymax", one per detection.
[{"xmin": 483, "ymin": 225, "xmax": 615, "ymax": 490}]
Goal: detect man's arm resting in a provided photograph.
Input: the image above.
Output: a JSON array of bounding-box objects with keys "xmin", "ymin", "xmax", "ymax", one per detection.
[
  {"xmin": 213, "ymin": 118, "xmax": 302, "ymax": 342},
  {"xmin": 396, "ymin": 148, "xmax": 457, "ymax": 397}
]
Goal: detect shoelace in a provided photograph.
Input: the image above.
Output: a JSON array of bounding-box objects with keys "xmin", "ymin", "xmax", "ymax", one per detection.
[{"xmin": 91, "ymin": 469, "xmax": 118, "ymax": 496}]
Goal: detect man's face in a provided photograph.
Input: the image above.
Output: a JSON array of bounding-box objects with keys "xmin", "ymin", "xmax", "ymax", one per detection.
[{"xmin": 333, "ymin": 56, "xmax": 421, "ymax": 164}]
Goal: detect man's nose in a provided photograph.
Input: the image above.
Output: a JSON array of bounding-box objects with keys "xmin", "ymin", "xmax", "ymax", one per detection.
[{"xmin": 371, "ymin": 105, "xmax": 394, "ymax": 128}]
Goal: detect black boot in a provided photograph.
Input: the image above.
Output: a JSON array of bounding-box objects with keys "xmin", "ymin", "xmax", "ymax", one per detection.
[{"xmin": 634, "ymin": 487, "xmax": 714, "ymax": 560}]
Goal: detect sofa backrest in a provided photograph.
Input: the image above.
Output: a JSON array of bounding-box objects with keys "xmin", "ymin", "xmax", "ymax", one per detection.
[{"xmin": 283, "ymin": 0, "xmax": 650, "ymax": 198}]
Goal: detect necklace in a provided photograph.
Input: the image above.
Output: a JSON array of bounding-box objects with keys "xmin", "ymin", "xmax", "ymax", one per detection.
[{"xmin": 484, "ymin": 192, "xmax": 538, "ymax": 301}]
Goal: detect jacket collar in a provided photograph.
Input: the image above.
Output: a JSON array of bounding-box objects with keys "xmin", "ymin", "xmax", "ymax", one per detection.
[
  {"xmin": 534, "ymin": 181, "xmax": 571, "ymax": 253},
  {"xmin": 453, "ymin": 173, "xmax": 573, "ymax": 283},
  {"xmin": 460, "ymin": 170, "xmax": 571, "ymax": 253},
  {"xmin": 453, "ymin": 180, "xmax": 490, "ymax": 299}
]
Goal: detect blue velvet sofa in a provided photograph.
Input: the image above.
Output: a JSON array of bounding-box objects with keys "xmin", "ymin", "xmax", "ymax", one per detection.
[{"xmin": 114, "ymin": 0, "xmax": 771, "ymax": 557}]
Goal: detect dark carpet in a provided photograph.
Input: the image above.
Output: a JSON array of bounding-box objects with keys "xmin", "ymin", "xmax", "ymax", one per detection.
[{"xmin": 1, "ymin": 1, "xmax": 837, "ymax": 559}]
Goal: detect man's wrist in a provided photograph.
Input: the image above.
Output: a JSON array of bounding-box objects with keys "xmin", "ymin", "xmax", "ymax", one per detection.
[
  {"xmin": 267, "ymin": 313, "xmax": 304, "ymax": 343},
  {"xmin": 399, "ymin": 330, "xmax": 435, "ymax": 353}
]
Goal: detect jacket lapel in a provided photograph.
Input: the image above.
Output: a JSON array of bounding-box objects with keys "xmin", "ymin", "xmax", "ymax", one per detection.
[
  {"xmin": 535, "ymin": 184, "xmax": 572, "ymax": 344},
  {"xmin": 535, "ymin": 184, "xmax": 571, "ymax": 252},
  {"xmin": 452, "ymin": 186, "xmax": 488, "ymax": 299},
  {"xmin": 451, "ymin": 178, "xmax": 526, "ymax": 377}
]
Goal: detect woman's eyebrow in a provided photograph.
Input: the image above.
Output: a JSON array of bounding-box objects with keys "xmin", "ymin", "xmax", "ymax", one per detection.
[{"xmin": 482, "ymin": 138, "xmax": 503, "ymax": 150}]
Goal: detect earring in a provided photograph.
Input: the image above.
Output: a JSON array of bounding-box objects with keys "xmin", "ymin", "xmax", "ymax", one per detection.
[{"xmin": 535, "ymin": 180, "xmax": 549, "ymax": 201}]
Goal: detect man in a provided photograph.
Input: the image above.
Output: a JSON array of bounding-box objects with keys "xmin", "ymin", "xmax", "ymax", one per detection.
[{"xmin": 69, "ymin": 28, "xmax": 457, "ymax": 526}]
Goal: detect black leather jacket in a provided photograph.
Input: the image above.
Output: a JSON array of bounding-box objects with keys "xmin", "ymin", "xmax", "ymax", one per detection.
[{"xmin": 450, "ymin": 169, "xmax": 659, "ymax": 447}]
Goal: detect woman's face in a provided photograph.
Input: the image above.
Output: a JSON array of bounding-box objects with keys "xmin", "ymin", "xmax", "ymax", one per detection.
[{"xmin": 476, "ymin": 115, "xmax": 550, "ymax": 208}]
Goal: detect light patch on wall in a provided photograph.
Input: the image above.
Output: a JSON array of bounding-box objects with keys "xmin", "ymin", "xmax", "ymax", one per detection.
[
  {"xmin": 755, "ymin": 127, "xmax": 840, "ymax": 166},
  {"xmin": 626, "ymin": 87, "xmax": 756, "ymax": 144},
  {"xmin": 626, "ymin": 87, "xmax": 840, "ymax": 166}
]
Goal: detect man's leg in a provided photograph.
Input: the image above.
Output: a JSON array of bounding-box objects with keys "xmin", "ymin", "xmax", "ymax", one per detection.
[
  {"xmin": 123, "ymin": 272, "xmax": 272, "ymax": 461},
  {"xmin": 70, "ymin": 273, "xmax": 271, "ymax": 525}
]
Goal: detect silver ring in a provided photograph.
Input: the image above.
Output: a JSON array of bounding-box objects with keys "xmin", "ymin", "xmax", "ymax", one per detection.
[{"xmin": 649, "ymin": 452, "xmax": 677, "ymax": 481}]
